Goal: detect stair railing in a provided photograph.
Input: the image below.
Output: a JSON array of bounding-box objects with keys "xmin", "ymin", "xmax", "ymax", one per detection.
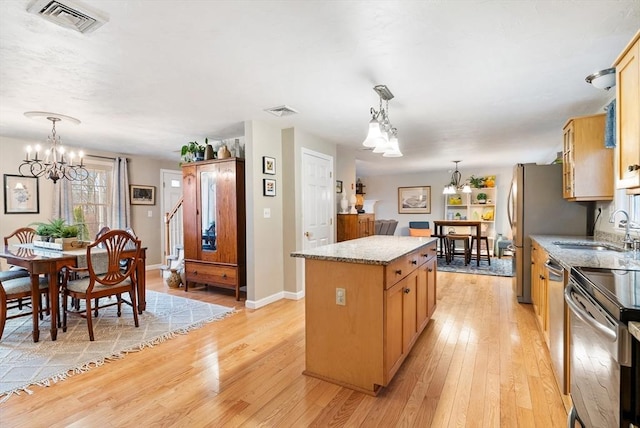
[{"xmin": 164, "ymin": 197, "xmax": 184, "ymax": 266}]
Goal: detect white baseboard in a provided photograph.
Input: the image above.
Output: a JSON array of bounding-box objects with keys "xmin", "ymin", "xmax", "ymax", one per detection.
[{"xmin": 245, "ymin": 289, "xmax": 305, "ymax": 309}]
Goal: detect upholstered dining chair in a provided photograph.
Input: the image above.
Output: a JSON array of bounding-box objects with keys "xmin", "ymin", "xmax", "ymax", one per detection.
[
  {"xmin": 61, "ymin": 229, "xmax": 141, "ymax": 341},
  {"xmin": 0, "ymin": 276, "xmax": 50, "ymax": 340}
]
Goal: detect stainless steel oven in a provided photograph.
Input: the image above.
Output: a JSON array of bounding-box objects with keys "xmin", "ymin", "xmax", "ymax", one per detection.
[{"xmin": 566, "ymin": 267, "xmax": 639, "ymax": 428}]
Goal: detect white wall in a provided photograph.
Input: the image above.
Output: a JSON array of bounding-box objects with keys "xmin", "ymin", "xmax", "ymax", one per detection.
[
  {"xmin": 244, "ymin": 120, "xmax": 284, "ymax": 306},
  {"xmin": 360, "ymin": 165, "xmax": 514, "ymax": 238}
]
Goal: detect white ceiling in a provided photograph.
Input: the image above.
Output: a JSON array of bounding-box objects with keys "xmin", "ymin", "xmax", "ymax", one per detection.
[{"xmin": 0, "ymin": 1, "xmax": 638, "ymax": 176}]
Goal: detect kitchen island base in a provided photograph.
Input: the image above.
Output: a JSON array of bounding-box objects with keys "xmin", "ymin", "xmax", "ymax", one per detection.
[{"xmin": 298, "ymin": 238, "xmax": 437, "ymax": 396}]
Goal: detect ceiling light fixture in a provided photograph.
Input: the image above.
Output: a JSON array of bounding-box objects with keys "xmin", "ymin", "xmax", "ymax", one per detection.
[
  {"xmin": 20, "ymin": 112, "xmax": 88, "ymax": 184},
  {"xmin": 585, "ymin": 67, "xmax": 616, "ymax": 90},
  {"xmin": 362, "ymin": 84, "xmax": 402, "ymax": 157},
  {"xmin": 443, "ymin": 161, "xmax": 472, "ymax": 194}
]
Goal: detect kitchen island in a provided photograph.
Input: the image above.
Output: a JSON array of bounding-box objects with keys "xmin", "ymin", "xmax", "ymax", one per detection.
[{"xmin": 291, "ymin": 235, "xmax": 438, "ymax": 395}]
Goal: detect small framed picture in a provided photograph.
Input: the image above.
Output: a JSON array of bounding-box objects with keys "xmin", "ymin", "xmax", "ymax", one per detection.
[
  {"xmin": 130, "ymin": 185, "xmax": 156, "ymax": 205},
  {"xmin": 336, "ymin": 180, "xmax": 343, "ymax": 193},
  {"xmin": 263, "ymin": 156, "xmax": 276, "ymax": 175},
  {"xmin": 3, "ymin": 174, "xmax": 39, "ymax": 214},
  {"xmin": 398, "ymin": 186, "xmax": 431, "ymax": 214},
  {"xmin": 263, "ymin": 178, "xmax": 276, "ymax": 197}
]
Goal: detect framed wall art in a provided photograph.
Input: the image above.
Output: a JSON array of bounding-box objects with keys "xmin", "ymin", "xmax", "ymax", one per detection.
[
  {"xmin": 263, "ymin": 156, "xmax": 276, "ymax": 175},
  {"xmin": 3, "ymin": 174, "xmax": 39, "ymax": 214},
  {"xmin": 398, "ymin": 186, "xmax": 431, "ymax": 214},
  {"xmin": 130, "ymin": 185, "xmax": 156, "ymax": 205},
  {"xmin": 263, "ymin": 178, "xmax": 276, "ymax": 197},
  {"xmin": 336, "ymin": 180, "xmax": 343, "ymax": 193}
]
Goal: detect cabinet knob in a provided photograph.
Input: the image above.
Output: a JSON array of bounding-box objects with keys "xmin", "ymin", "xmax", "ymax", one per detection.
[
  {"xmin": 222, "ymin": 273, "xmax": 227, "ymax": 278},
  {"xmin": 411, "ymin": 260, "xmax": 417, "ymax": 265},
  {"xmin": 428, "ymin": 268, "xmax": 433, "ymax": 272},
  {"xmin": 395, "ymin": 269, "xmax": 402, "ymax": 275},
  {"xmin": 193, "ymin": 270, "xmax": 197, "ymax": 275},
  {"xmin": 404, "ymin": 288, "xmax": 411, "ymax": 294},
  {"xmin": 628, "ymin": 164, "xmax": 640, "ymax": 172}
]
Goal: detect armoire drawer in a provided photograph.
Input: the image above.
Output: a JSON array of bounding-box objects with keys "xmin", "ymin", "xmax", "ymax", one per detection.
[{"xmin": 184, "ymin": 261, "xmax": 237, "ymax": 288}]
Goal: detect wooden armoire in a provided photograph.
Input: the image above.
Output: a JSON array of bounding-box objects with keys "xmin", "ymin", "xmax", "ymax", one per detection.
[{"xmin": 182, "ymin": 158, "xmax": 246, "ymax": 300}]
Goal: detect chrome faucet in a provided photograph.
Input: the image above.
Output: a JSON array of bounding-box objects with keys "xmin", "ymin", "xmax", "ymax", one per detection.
[{"xmin": 609, "ymin": 209, "xmax": 634, "ymax": 250}]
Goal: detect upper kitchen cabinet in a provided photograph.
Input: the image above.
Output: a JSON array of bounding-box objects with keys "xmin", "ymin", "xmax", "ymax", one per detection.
[
  {"xmin": 562, "ymin": 114, "xmax": 613, "ymax": 201},
  {"xmin": 614, "ymin": 30, "xmax": 640, "ymax": 191}
]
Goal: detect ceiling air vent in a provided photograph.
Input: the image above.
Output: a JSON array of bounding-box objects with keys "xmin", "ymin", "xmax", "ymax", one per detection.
[
  {"xmin": 27, "ymin": 0, "xmax": 108, "ymax": 34},
  {"xmin": 264, "ymin": 105, "xmax": 299, "ymax": 117}
]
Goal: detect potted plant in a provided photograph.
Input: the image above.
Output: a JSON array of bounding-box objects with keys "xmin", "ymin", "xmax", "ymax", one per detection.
[
  {"xmin": 468, "ymin": 175, "xmax": 485, "ymax": 188},
  {"xmin": 181, "ymin": 141, "xmax": 205, "ymax": 163},
  {"xmin": 31, "ymin": 219, "xmax": 80, "ymax": 249},
  {"xmin": 476, "ymin": 192, "xmax": 488, "ymax": 204},
  {"xmin": 34, "ymin": 223, "xmax": 53, "ymax": 242}
]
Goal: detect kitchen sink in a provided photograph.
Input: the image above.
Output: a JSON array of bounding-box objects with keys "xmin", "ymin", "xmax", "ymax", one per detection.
[{"xmin": 552, "ymin": 242, "xmax": 625, "ymax": 252}]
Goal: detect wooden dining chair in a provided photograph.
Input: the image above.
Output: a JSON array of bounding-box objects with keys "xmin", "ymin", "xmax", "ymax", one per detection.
[
  {"xmin": 1, "ymin": 227, "xmax": 36, "ymax": 282},
  {"xmin": 61, "ymin": 229, "xmax": 141, "ymax": 341},
  {"xmin": 1, "ymin": 227, "xmax": 37, "ymax": 311},
  {"xmin": 0, "ymin": 276, "xmax": 50, "ymax": 340}
]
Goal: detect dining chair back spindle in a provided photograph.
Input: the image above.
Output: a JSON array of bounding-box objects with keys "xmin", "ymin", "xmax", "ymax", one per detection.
[{"xmin": 61, "ymin": 229, "xmax": 142, "ymax": 341}]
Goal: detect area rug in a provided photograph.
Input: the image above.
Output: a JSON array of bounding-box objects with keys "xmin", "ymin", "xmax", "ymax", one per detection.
[
  {"xmin": 437, "ymin": 256, "xmax": 514, "ymax": 277},
  {"xmin": 0, "ymin": 290, "xmax": 235, "ymax": 401}
]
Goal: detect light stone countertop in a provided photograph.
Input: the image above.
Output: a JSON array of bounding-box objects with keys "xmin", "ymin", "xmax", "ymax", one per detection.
[
  {"xmin": 529, "ymin": 235, "xmax": 640, "ymax": 271},
  {"xmin": 630, "ymin": 322, "xmax": 640, "ymax": 342},
  {"xmin": 290, "ymin": 235, "xmax": 437, "ymax": 265}
]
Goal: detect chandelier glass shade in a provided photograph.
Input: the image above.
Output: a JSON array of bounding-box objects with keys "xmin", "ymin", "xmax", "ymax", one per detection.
[
  {"xmin": 442, "ymin": 161, "xmax": 471, "ymax": 194},
  {"xmin": 362, "ymin": 85, "xmax": 402, "ymax": 157},
  {"xmin": 20, "ymin": 113, "xmax": 88, "ymax": 184}
]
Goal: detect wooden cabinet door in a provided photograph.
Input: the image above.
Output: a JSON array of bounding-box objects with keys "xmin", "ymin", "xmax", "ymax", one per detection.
[
  {"xmin": 402, "ymin": 270, "xmax": 418, "ymax": 352},
  {"xmin": 426, "ymin": 257, "xmax": 437, "ymax": 319},
  {"xmin": 615, "ymin": 35, "xmax": 640, "ymax": 189},
  {"xmin": 416, "ymin": 263, "xmax": 428, "ymax": 332},
  {"xmin": 416, "ymin": 255, "xmax": 437, "ymax": 331},
  {"xmin": 385, "ymin": 279, "xmax": 404, "ymax": 381},
  {"xmin": 181, "ymin": 165, "xmax": 199, "ymax": 260},
  {"xmin": 562, "ymin": 123, "xmax": 574, "ymax": 199}
]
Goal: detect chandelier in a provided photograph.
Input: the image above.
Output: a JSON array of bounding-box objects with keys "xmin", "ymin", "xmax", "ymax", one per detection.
[
  {"xmin": 362, "ymin": 85, "xmax": 402, "ymax": 157},
  {"xmin": 443, "ymin": 161, "xmax": 471, "ymax": 194},
  {"xmin": 20, "ymin": 112, "xmax": 88, "ymax": 184}
]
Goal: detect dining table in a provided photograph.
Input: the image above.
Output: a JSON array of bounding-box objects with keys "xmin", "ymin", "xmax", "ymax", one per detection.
[
  {"xmin": 433, "ymin": 220, "xmax": 483, "ymax": 266},
  {"xmin": 0, "ymin": 243, "xmax": 147, "ymax": 342}
]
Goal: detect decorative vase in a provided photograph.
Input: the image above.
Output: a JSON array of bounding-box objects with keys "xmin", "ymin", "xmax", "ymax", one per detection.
[
  {"xmin": 204, "ymin": 144, "xmax": 215, "ymax": 160},
  {"xmin": 166, "ymin": 268, "xmax": 182, "ymax": 289},
  {"xmin": 340, "ymin": 194, "xmax": 348, "ymax": 214},
  {"xmin": 217, "ymin": 145, "xmax": 231, "ymax": 159},
  {"xmin": 349, "ymin": 194, "xmax": 357, "ymax": 214},
  {"xmin": 494, "ymin": 233, "xmax": 503, "ymax": 256}
]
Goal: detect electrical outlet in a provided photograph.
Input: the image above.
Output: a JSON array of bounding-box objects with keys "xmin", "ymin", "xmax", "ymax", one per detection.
[{"xmin": 336, "ymin": 288, "xmax": 346, "ymax": 306}]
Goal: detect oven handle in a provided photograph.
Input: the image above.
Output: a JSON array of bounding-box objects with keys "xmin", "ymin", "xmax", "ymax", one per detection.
[{"xmin": 564, "ymin": 281, "xmax": 617, "ymax": 343}]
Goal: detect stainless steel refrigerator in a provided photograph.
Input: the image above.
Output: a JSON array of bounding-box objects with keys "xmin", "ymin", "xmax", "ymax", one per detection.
[{"xmin": 507, "ymin": 163, "xmax": 588, "ymax": 303}]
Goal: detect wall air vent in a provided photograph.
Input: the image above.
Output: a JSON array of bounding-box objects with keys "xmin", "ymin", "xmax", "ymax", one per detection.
[
  {"xmin": 27, "ymin": 0, "xmax": 108, "ymax": 34},
  {"xmin": 264, "ymin": 105, "xmax": 299, "ymax": 117}
]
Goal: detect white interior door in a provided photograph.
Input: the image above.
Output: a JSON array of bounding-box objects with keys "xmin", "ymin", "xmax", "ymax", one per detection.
[{"xmin": 301, "ymin": 149, "xmax": 333, "ymax": 250}]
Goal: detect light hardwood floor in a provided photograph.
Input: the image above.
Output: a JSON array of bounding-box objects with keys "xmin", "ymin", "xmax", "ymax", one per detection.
[{"xmin": 1, "ymin": 269, "xmax": 568, "ymax": 427}]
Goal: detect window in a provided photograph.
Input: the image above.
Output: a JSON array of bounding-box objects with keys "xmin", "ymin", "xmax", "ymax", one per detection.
[{"xmin": 71, "ymin": 161, "xmax": 112, "ymax": 241}]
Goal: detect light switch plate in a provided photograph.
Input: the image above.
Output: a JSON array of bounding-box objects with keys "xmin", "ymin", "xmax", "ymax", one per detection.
[{"xmin": 264, "ymin": 208, "xmax": 271, "ymax": 218}]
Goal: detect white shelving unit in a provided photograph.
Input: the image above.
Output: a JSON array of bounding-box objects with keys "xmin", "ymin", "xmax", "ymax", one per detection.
[{"xmin": 444, "ymin": 186, "xmax": 497, "ymax": 255}]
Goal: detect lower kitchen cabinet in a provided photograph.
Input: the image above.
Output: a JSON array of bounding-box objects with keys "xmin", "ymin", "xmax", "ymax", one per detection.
[
  {"xmin": 301, "ymin": 240, "xmax": 437, "ymax": 395},
  {"xmin": 531, "ymin": 241, "xmax": 550, "ymax": 345}
]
